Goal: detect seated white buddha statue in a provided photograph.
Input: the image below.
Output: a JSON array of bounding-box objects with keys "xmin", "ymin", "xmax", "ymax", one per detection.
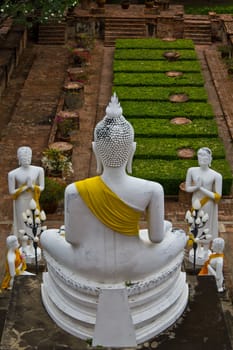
[{"xmin": 41, "ymin": 94, "xmax": 188, "ymax": 346}]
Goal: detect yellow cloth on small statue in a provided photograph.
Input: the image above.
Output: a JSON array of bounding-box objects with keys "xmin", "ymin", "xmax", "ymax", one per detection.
[
  {"xmin": 191, "ymin": 192, "xmax": 221, "ymax": 212},
  {"xmin": 75, "ymin": 176, "xmax": 141, "ymax": 236},
  {"xmin": 198, "ymin": 253, "xmax": 224, "ymax": 275},
  {"xmin": 1, "ymin": 249, "xmax": 27, "ymax": 290},
  {"xmin": 12, "ymin": 185, "xmax": 41, "ymax": 209}
]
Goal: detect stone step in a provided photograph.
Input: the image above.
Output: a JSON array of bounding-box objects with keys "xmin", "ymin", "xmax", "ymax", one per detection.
[
  {"xmin": 105, "ymin": 23, "xmax": 146, "ymax": 29},
  {"xmin": 184, "ymin": 19, "xmax": 211, "ymax": 45},
  {"xmin": 104, "ymin": 18, "xmax": 146, "ymax": 46},
  {"xmin": 105, "ymin": 18, "xmax": 146, "ymax": 24},
  {"xmin": 38, "ymin": 23, "xmax": 67, "ymax": 45},
  {"xmin": 184, "ymin": 20, "xmax": 211, "ymax": 25}
]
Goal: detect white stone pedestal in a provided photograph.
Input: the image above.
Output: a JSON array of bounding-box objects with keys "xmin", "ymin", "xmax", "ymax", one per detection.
[{"xmin": 41, "ymin": 253, "xmax": 188, "ymax": 346}]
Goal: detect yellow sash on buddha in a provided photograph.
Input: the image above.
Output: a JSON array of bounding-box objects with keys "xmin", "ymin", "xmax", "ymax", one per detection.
[
  {"xmin": 1, "ymin": 249, "xmax": 27, "ymax": 290},
  {"xmin": 75, "ymin": 176, "xmax": 141, "ymax": 236},
  {"xmin": 12, "ymin": 185, "xmax": 41, "ymax": 209},
  {"xmin": 198, "ymin": 253, "xmax": 224, "ymax": 275}
]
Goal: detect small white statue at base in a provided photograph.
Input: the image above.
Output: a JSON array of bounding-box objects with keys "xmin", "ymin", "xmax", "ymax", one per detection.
[
  {"xmin": 199, "ymin": 237, "xmax": 225, "ymax": 292},
  {"xmin": 1, "ymin": 235, "xmax": 34, "ymax": 290},
  {"xmin": 188, "ymin": 231, "xmax": 213, "ymax": 267},
  {"xmin": 20, "ymin": 234, "xmax": 42, "ymax": 265}
]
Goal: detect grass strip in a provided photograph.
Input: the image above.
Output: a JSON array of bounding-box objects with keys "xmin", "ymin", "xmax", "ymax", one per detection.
[
  {"xmin": 115, "ymin": 38, "xmax": 195, "ymax": 49},
  {"xmin": 113, "ymin": 72, "xmax": 204, "ymax": 86},
  {"xmin": 114, "ymin": 86, "xmax": 208, "ymax": 101},
  {"xmin": 134, "ymin": 137, "xmax": 226, "ymax": 159},
  {"xmin": 113, "ymin": 60, "xmax": 201, "ymax": 73},
  {"xmin": 130, "ymin": 118, "xmax": 218, "ymax": 138},
  {"xmin": 121, "ymin": 101, "xmax": 214, "ymax": 119},
  {"xmin": 114, "ymin": 49, "xmax": 198, "ymax": 60}
]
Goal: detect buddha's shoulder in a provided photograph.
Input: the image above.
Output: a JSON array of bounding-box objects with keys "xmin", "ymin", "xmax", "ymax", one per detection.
[{"xmin": 129, "ymin": 176, "xmax": 163, "ymax": 192}]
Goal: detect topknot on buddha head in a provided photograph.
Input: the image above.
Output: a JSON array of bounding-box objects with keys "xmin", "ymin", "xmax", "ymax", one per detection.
[{"xmin": 94, "ymin": 93, "xmax": 134, "ymax": 167}]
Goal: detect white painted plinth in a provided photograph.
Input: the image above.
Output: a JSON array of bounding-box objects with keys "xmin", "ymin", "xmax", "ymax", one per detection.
[{"xmin": 41, "ymin": 252, "xmax": 188, "ymax": 346}]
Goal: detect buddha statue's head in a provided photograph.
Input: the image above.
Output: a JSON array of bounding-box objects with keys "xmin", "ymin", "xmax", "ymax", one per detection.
[
  {"xmin": 197, "ymin": 147, "xmax": 212, "ymax": 167},
  {"xmin": 6, "ymin": 235, "xmax": 19, "ymax": 250},
  {"xmin": 17, "ymin": 146, "xmax": 32, "ymax": 167},
  {"xmin": 212, "ymin": 237, "xmax": 225, "ymax": 254},
  {"xmin": 93, "ymin": 93, "xmax": 136, "ymax": 173}
]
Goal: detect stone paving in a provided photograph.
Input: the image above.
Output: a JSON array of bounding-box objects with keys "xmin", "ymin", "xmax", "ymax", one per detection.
[{"xmin": 0, "ymin": 35, "xmax": 233, "ymax": 347}]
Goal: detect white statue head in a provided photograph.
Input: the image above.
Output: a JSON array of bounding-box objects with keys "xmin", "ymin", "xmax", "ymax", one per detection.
[
  {"xmin": 6, "ymin": 235, "xmax": 19, "ymax": 250},
  {"xmin": 197, "ymin": 147, "xmax": 212, "ymax": 167},
  {"xmin": 93, "ymin": 93, "xmax": 136, "ymax": 173},
  {"xmin": 212, "ymin": 237, "xmax": 225, "ymax": 253},
  {"xmin": 17, "ymin": 146, "xmax": 32, "ymax": 167}
]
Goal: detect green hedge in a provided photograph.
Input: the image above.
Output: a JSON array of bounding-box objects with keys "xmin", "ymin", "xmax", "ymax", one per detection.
[
  {"xmin": 132, "ymin": 159, "xmax": 232, "ymax": 195},
  {"xmin": 114, "ymin": 49, "xmax": 198, "ymax": 61},
  {"xmin": 113, "ymin": 72, "xmax": 204, "ymax": 86},
  {"xmin": 113, "ymin": 60, "xmax": 201, "ymax": 73},
  {"xmin": 131, "ymin": 118, "xmax": 218, "ymax": 138},
  {"xmin": 185, "ymin": 5, "xmax": 233, "ymax": 15},
  {"xmin": 115, "ymin": 38, "xmax": 195, "ymax": 49},
  {"xmin": 120, "ymin": 101, "xmax": 214, "ymax": 119},
  {"xmin": 114, "ymin": 86, "xmax": 208, "ymax": 101},
  {"xmin": 134, "ymin": 137, "xmax": 226, "ymax": 160},
  {"xmin": 113, "ymin": 38, "xmax": 232, "ymax": 195}
]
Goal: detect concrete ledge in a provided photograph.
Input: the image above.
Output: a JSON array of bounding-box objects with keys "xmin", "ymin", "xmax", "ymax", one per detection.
[{"xmin": 0, "ymin": 275, "xmax": 232, "ymax": 349}]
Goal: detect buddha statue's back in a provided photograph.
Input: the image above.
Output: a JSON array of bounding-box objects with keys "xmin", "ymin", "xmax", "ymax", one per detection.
[{"xmin": 41, "ymin": 94, "xmax": 188, "ymax": 346}]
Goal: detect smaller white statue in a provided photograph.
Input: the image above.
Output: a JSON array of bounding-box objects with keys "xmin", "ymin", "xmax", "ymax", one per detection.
[
  {"xmin": 185, "ymin": 147, "xmax": 222, "ymax": 239},
  {"xmin": 1, "ymin": 235, "xmax": 34, "ymax": 290},
  {"xmin": 199, "ymin": 237, "xmax": 225, "ymax": 292},
  {"xmin": 8, "ymin": 146, "xmax": 45, "ymax": 238}
]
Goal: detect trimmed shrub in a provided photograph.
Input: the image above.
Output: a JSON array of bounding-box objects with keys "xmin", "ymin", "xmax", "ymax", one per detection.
[
  {"xmin": 113, "ymin": 72, "xmax": 204, "ymax": 86},
  {"xmin": 114, "ymin": 49, "xmax": 198, "ymax": 60},
  {"xmin": 115, "ymin": 38, "xmax": 195, "ymax": 49},
  {"xmin": 120, "ymin": 101, "xmax": 214, "ymax": 119},
  {"xmin": 130, "ymin": 118, "xmax": 218, "ymax": 138},
  {"xmin": 113, "ymin": 60, "xmax": 201, "ymax": 73},
  {"xmin": 134, "ymin": 137, "xmax": 226, "ymax": 160},
  {"xmin": 114, "ymin": 86, "xmax": 208, "ymax": 101},
  {"xmin": 185, "ymin": 5, "xmax": 233, "ymax": 15}
]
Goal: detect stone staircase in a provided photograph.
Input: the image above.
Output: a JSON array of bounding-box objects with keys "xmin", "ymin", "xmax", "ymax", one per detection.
[
  {"xmin": 184, "ymin": 15, "xmax": 212, "ymax": 45},
  {"xmin": 38, "ymin": 22, "xmax": 67, "ymax": 45},
  {"xmin": 104, "ymin": 18, "xmax": 146, "ymax": 46}
]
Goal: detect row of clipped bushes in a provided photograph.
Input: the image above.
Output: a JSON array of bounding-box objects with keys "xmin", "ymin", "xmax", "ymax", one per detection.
[
  {"xmin": 113, "ymin": 38, "xmax": 232, "ymax": 195},
  {"xmin": 114, "ymin": 72, "xmax": 204, "ymax": 86},
  {"xmin": 114, "ymin": 49, "xmax": 198, "ymax": 60},
  {"xmin": 131, "ymin": 119, "xmax": 218, "ymax": 138},
  {"xmin": 115, "ymin": 38, "xmax": 195, "ymax": 49},
  {"xmin": 120, "ymin": 101, "xmax": 214, "ymax": 119},
  {"xmin": 114, "ymin": 86, "xmax": 208, "ymax": 101},
  {"xmin": 113, "ymin": 60, "xmax": 201, "ymax": 73}
]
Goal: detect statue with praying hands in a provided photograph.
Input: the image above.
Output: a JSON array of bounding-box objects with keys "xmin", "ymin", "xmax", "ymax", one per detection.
[{"xmin": 8, "ymin": 146, "xmax": 44, "ymax": 238}]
